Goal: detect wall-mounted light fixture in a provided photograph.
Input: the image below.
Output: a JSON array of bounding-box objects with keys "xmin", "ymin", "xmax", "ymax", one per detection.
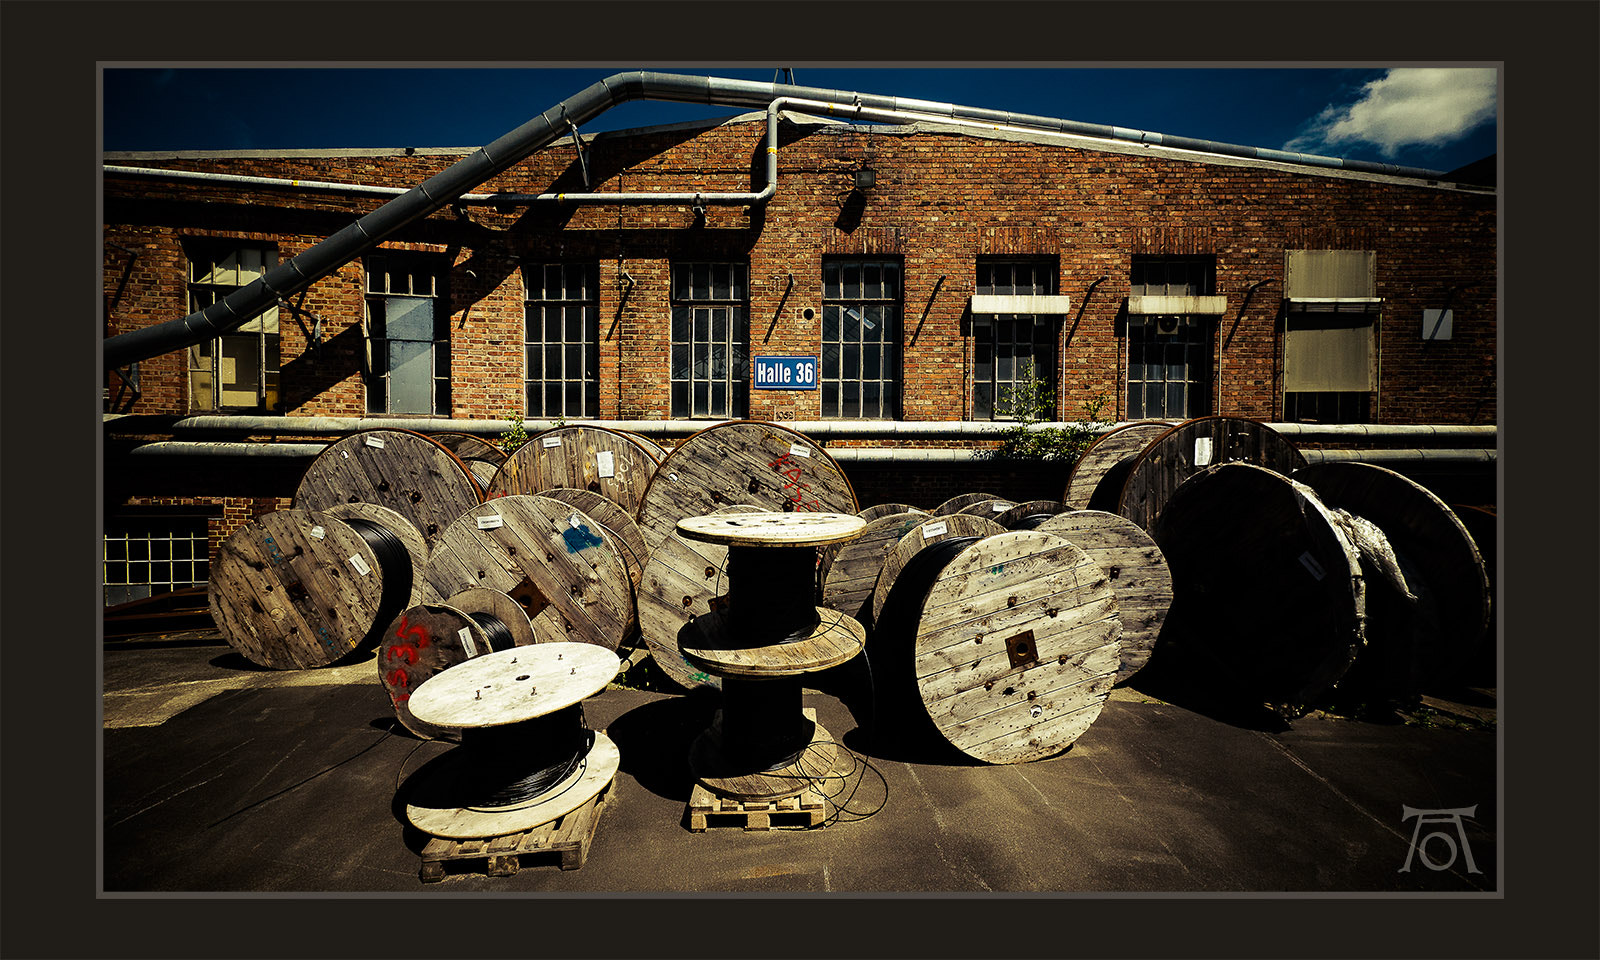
[{"xmin": 853, "ymin": 168, "xmax": 877, "ymax": 191}]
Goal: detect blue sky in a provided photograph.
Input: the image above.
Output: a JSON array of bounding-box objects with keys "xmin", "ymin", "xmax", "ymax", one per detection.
[{"xmin": 102, "ymin": 65, "xmax": 1498, "ymax": 175}]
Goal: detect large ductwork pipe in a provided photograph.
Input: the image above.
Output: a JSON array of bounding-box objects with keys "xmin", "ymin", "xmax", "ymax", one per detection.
[{"xmin": 104, "ymin": 71, "xmax": 1452, "ymax": 369}]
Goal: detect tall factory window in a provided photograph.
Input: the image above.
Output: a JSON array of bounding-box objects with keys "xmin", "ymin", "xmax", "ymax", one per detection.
[
  {"xmin": 103, "ymin": 517, "xmax": 211, "ymax": 606},
  {"xmin": 1126, "ymin": 255, "xmax": 1216, "ymax": 419},
  {"xmin": 972, "ymin": 259, "xmax": 1058, "ymax": 420},
  {"xmin": 670, "ymin": 262, "xmax": 749, "ymax": 418},
  {"xmin": 821, "ymin": 258, "xmax": 901, "ymax": 419},
  {"xmin": 523, "ymin": 263, "xmax": 600, "ymax": 418},
  {"xmin": 185, "ymin": 242, "xmax": 280, "ymax": 413},
  {"xmin": 365, "ymin": 253, "xmax": 451, "ymax": 416},
  {"xmin": 1282, "ymin": 250, "xmax": 1379, "ymax": 423}
]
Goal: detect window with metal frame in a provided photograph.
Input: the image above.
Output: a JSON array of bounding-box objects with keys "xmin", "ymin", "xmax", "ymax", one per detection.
[
  {"xmin": 1282, "ymin": 250, "xmax": 1378, "ymax": 423},
  {"xmin": 364, "ymin": 253, "xmax": 451, "ymax": 416},
  {"xmin": 185, "ymin": 242, "xmax": 280, "ymax": 413},
  {"xmin": 524, "ymin": 263, "xmax": 600, "ymax": 418},
  {"xmin": 822, "ymin": 258, "xmax": 901, "ymax": 419},
  {"xmin": 670, "ymin": 262, "xmax": 749, "ymax": 419},
  {"xmin": 973, "ymin": 259, "xmax": 1057, "ymax": 420},
  {"xmin": 1126, "ymin": 255, "xmax": 1215, "ymax": 419},
  {"xmin": 103, "ymin": 518, "xmax": 211, "ymax": 606}
]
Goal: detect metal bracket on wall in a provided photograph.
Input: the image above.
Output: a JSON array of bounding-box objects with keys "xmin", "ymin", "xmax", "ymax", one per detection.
[{"xmin": 568, "ymin": 120, "xmax": 591, "ymax": 190}]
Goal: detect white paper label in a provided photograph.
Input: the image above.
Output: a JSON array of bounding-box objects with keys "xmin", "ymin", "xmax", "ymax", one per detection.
[
  {"xmin": 309, "ymin": 525, "xmax": 326, "ymax": 540},
  {"xmin": 789, "ymin": 442, "xmax": 811, "ymax": 458},
  {"xmin": 348, "ymin": 554, "xmax": 371, "ymax": 576},
  {"xmin": 596, "ymin": 451, "xmax": 615, "ymax": 478},
  {"xmin": 993, "ymin": 502, "xmax": 1010, "ymax": 512},
  {"xmin": 668, "ymin": 472, "xmax": 679, "ymax": 482},
  {"xmin": 568, "ymin": 513, "xmax": 584, "ymax": 530},
  {"xmin": 1298, "ymin": 551, "xmax": 1326, "ymax": 581},
  {"xmin": 365, "ymin": 435, "xmax": 385, "ymax": 449},
  {"xmin": 921, "ymin": 521, "xmax": 949, "ymax": 539},
  {"xmin": 1194, "ymin": 437, "xmax": 1213, "ymax": 467},
  {"xmin": 341, "ymin": 449, "xmax": 350, "ymax": 459},
  {"xmin": 542, "ymin": 435, "xmax": 563, "ymax": 448},
  {"xmin": 476, "ymin": 513, "xmax": 504, "ymax": 530},
  {"xmin": 458, "ymin": 627, "xmax": 478, "ymax": 658}
]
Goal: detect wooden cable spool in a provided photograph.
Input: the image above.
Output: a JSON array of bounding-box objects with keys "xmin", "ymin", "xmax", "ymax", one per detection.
[
  {"xmin": 956, "ymin": 497, "xmax": 1018, "ymax": 519},
  {"xmin": 869, "ymin": 513, "xmax": 1007, "ymax": 628},
  {"xmin": 857, "ymin": 502, "xmax": 927, "ymax": 523},
  {"xmin": 880, "ymin": 530, "xmax": 1123, "ymax": 764},
  {"xmin": 675, "ymin": 512, "xmax": 867, "ymax": 801},
  {"xmin": 1448, "ymin": 503, "xmax": 1497, "ymax": 684},
  {"xmin": 930, "ymin": 492, "xmax": 1004, "ymax": 516},
  {"xmin": 429, "ymin": 432, "xmax": 508, "ymax": 494},
  {"xmin": 635, "ymin": 504, "xmax": 764, "ymax": 693},
  {"xmin": 1294, "ymin": 462, "xmax": 1491, "ymax": 700},
  {"xmin": 534, "ymin": 487, "xmax": 650, "ymax": 593},
  {"xmin": 820, "ymin": 511, "xmax": 936, "ymax": 626},
  {"xmin": 402, "ymin": 643, "xmax": 621, "ymax": 840},
  {"xmin": 1116, "ymin": 417, "xmax": 1307, "ymax": 533},
  {"xmin": 613, "ymin": 429, "xmax": 668, "ymax": 464},
  {"xmin": 1061, "ymin": 421, "xmax": 1176, "ymax": 511},
  {"xmin": 1032, "ymin": 510, "xmax": 1172, "ymax": 684},
  {"xmin": 1152, "ymin": 462, "xmax": 1364, "ymax": 712},
  {"xmin": 321, "ymin": 501, "xmax": 429, "ymax": 603},
  {"xmin": 486, "ymin": 425, "xmax": 660, "ymax": 517},
  {"xmin": 419, "ymin": 495, "xmax": 635, "ymax": 651},
  {"xmin": 377, "ymin": 588, "xmax": 538, "ymax": 741},
  {"xmin": 207, "ymin": 509, "xmax": 412, "ymax": 670},
  {"xmin": 293, "ymin": 429, "xmax": 482, "ymax": 549},
  {"xmin": 993, "ymin": 500, "xmax": 1069, "ymax": 530},
  {"xmin": 633, "ymin": 421, "xmax": 858, "ymax": 554}
]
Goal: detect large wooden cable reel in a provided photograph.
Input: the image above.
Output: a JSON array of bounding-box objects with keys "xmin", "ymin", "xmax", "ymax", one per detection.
[
  {"xmin": 293, "ymin": 428, "xmax": 483, "ymax": 549},
  {"xmin": 534, "ymin": 487, "xmax": 650, "ymax": 593},
  {"xmin": 1293, "ymin": 461, "xmax": 1491, "ymax": 699},
  {"xmin": 320, "ymin": 501, "xmax": 429, "ymax": 607},
  {"xmin": 870, "ymin": 513, "xmax": 1008, "ymax": 628},
  {"xmin": 207, "ymin": 509, "xmax": 406, "ymax": 670},
  {"xmin": 428, "ymin": 431, "xmax": 508, "ymax": 493},
  {"xmin": 487, "ymin": 425, "xmax": 661, "ymax": 517},
  {"xmin": 1033, "ymin": 510, "xmax": 1172, "ymax": 684},
  {"xmin": 633, "ymin": 421, "xmax": 859, "ymax": 555},
  {"xmin": 904, "ymin": 531, "xmax": 1124, "ymax": 764},
  {"xmin": 1153, "ymin": 462, "xmax": 1364, "ymax": 712},
  {"xmin": 1115, "ymin": 417, "xmax": 1307, "ymax": 533},
  {"xmin": 820, "ymin": 510, "xmax": 937, "ymax": 625},
  {"xmin": 1061, "ymin": 420, "xmax": 1176, "ymax": 511},
  {"xmin": 419, "ymin": 495, "xmax": 635, "ymax": 651}
]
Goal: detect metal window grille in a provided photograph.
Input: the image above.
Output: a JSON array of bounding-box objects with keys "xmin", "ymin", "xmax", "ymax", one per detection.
[
  {"xmin": 186, "ymin": 243, "xmax": 280, "ymax": 413},
  {"xmin": 524, "ymin": 263, "xmax": 600, "ymax": 418},
  {"xmin": 821, "ymin": 258, "xmax": 901, "ymax": 419},
  {"xmin": 1126, "ymin": 256, "xmax": 1214, "ymax": 419},
  {"xmin": 670, "ymin": 262, "xmax": 749, "ymax": 418},
  {"xmin": 365, "ymin": 254, "xmax": 451, "ymax": 415},
  {"xmin": 1283, "ymin": 390, "xmax": 1371, "ymax": 423},
  {"xmin": 103, "ymin": 520, "xmax": 211, "ymax": 606},
  {"xmin": 973, "ymin": 260, "xmax": 1057, "ymax": 420}
]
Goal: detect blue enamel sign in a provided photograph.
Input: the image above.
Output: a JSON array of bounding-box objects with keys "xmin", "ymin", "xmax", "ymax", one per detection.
[{"xmin": 753, "ymin": 356, "xmax": 818, "ymax": 390}]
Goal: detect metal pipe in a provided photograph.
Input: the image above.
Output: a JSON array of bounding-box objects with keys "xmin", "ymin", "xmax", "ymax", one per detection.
[{"xmin": 105, "ymin": 71, "xmax": 1462, "ymax": 370}]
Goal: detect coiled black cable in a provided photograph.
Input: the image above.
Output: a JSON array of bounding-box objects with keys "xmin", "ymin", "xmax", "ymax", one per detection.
[
  {"xmin": 1009, "ymin": 513, "xmax": 1057, "ymax": 530},
  {"xmin": 342, "ymin": 516, "xmax": 414, "ymax": 645},
  {"xmin": 466, "ymin": 611, "xmax": 517, "ymax": 653},
  {"xmin": 456, "ymin": 704, "xmax": 595, "ymax": 808}
]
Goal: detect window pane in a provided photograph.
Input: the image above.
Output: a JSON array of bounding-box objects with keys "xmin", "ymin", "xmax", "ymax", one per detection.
[
  {"xmin": 823, "ymin": 261, "xmax": 840, "ymax": 299},
  {"xmin": 527, "ymin": 345, "xmax": 542, "ymax": 379},
  {"xmin": 671, "ymin": 381, "xmax": 689, "ymax": 417},
  {"xmin": 822, "ymin": 304, "xmax": 841, "ymax": 340},
  {"xmin": 388, "ymin": 338, "xmax": 433, "ymax": 414},
  {"xmin": 671, "ymin": 344, "xmax": 689, "ymax": 380},
  {"xmin": 672, "ymin": 305, "xmax": 690, "ymax": 342},
  {"xmin": 386, "ymin": 297, "xmax": 432, "ymax": 341}
]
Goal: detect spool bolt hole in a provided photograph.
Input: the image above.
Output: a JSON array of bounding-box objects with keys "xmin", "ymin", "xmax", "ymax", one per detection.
[
  {"xmin": 682, "ymin": 596, "xmax": 693, "ymax": 607},
  {"xmin": 477, "ymin": 570, "xmax": 487, "ymax": 580},
  {"xmin": 1109, "ymin": 566, "xmax": 1121, "ymax": 580},
  {"xmin": 409, "ymin": 491, "xmax": 422, "ymax": 503},
  {"xmin": 1002, "ymin": 686, "xmax": 1015, "ymax": 697},
  {"xmin": 1007, "ymin": 595, "xmax": 1018, "ymax": 607},
  {"xmin": 427, "ymin": 524, "xmax": 439, "ymax": 536},
  {"xmin": 747, "ymin": 478, "xmax": 761, "ymax": 493},
  {"xmin": 377, "ymin": 481, "xmax": 390, "ymax": 492},
  {"xmin": 347, "ymin": 496, "xmax": 360, "ymax": 504},
  {"xmin": 516, "ymin": 674, "xmax": 530, "ymax": 681},
  {"xmin": 704, "ymin": 566, "xmax": 715, "ymax": 579}
]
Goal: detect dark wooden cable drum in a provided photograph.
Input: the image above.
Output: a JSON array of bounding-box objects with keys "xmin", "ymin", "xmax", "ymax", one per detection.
[
  {"xmin": 208, "ymin": 509, "xmax": 410, "ymax": 670},
  {"xmin": 293, "ymin": 429, "xmax": 483, "ymax": 549},
  {"xmin": 486, "ymin": 425, "xmax": 661, "ymax": 517},
  {"xmin": 1032, "ymin": 510, "xmax": 1172, "ymax": 684},
  {"xmin": 634, "ymin": 421, "xmax": 859, "ymax": 555},
  {"xmin": 402, "ymin": 643, "xmax": 621, "ymax": 840},
  {"xmin": 1153, "ymin": 462, "xmax": 1364, "ymax": 712},
  {"xmin": 857, "ymin": 502, "xmax": 927, "ymax": 523},
  {"xmin": 930, "ymin": 492, "xmax": 1004, "ymax": 517},
  {"xmin": 1061, "ymin": 420, "xmax": 1176, "ymax": 511},
  {"xmin": 378, "ymin": 588, "xmax": 538, "ymax": 740},
  {"xmin": 676, "ymin": 512, "xmax": 867, "ymax": 802},
  {"xmin": 993, "ymin": 500, "xmax": 1069, "ymax": 530},
  {"xmin": 820, "ymin": 511, "xmax": 936, "ymax": 626},
  {"xmin": 1116, "ymin": 417, "xmax": 1308, "ymax": 533},
  {"xmin": 869, "ymin": 513, "xmax": 1007, "ymax": 628},
  {"xmin": 419, "ymin": 494, "xmax": 635, "ymax": 651}
]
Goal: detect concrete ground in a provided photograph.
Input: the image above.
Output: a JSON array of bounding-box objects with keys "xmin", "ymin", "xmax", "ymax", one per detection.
[{"xmin": 100, "ymin": 627, "xmax": 1498, "ymax": 896}]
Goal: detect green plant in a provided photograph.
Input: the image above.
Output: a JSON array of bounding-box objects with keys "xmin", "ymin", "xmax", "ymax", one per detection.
[
  {"xmin": 980, "ymin": 364, "xmax": 1109, "ymax": 466},
  {"xmin": 499, "ymin": 414, "xmax": 530, "ymax": 456}
]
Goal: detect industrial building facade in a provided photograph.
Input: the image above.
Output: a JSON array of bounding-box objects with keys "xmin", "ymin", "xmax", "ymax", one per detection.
[{"xmin": 100, "ymin": 77, "xmax": 1497, "ymax": 604}]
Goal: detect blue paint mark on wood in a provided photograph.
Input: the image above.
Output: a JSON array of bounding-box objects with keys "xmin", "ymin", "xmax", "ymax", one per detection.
[{"xmin": 562, "ymin": 524, "xmax": 604, "ymax": 554}]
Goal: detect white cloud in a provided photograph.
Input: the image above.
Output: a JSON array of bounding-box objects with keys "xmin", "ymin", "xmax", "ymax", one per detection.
[{"xmin": 1284, "ymin": 68, "xmax": 1497, "ymax": 159}]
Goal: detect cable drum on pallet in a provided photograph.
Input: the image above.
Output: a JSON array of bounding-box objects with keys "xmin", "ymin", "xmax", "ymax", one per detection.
[
  {"xmin": 293, "ymin": 429, "xmax": 483, "ymax": 550},
  {"xmin": 207, "ymin": 509, "xmax": 414, "ymax": 670}
]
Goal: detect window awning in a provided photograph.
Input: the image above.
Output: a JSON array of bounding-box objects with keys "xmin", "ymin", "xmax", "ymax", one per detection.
[
  {"xmin": 1126, "ymin": 294, "xmax": 1228, "ymax": 315},
  {"xmin": 1287, "ymin": 296, "xmax": 1382, "ymax": 314},
  {"xmin": 969, "ymin": 294, "xmax": 1074, "ymax": 315}
]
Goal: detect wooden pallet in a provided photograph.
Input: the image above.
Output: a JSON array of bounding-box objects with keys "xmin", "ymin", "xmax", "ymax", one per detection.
[
  {"xmin": 418, "ymin": 781, "xmax": 610, "ymax": 881},
  {"xmin": 687, "ymin": 783, "xmax": 828, "ymax": 832}
]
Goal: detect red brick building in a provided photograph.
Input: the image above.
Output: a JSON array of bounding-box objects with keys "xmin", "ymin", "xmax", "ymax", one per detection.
[{"xmin": 100, "ymin": 73, "xmax": 1497, "ymax": 604}]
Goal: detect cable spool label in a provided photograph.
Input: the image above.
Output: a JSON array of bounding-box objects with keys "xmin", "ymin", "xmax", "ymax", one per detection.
[
  {"xmin": 458, "ymin": 627, "xmax": 478, "ymax": 658},
  {"xmin": 309, "ymin": 525, "xmax": 326, "ymax": 540},
  {"xmin": 1298, "ymin": 551, "xmax": 1327, "ymax": 581},
  {"xmin": 789, "ymin": 442, "xmax": 811, "ymax": 458},
  {"xmin": 365, "ymin": 435, "xmax": 386, "ymax": 449},
  {"xmin": 992, "ymin": 502, "xmax": 1010, "ymax": 512},
  {"xmin": 596, "ymin": 451, "xmax": 615, "ymax": 478},
  {"xmin": 1194, "ymin": 437, "xmax": 1214, "ymax": 467},
  {"xmin": 568, "ymin": 512, "xmax": 584, "ymax": 529},
  {"xmin": 922, "ymin": 521, "xmax": 949, "ymax": 539},
  {"xmin": 348, "ymin": 554, "xmax": 372, "ymax": 576},
  {"xmin": 476, "ymin": 513, "xmax": 504, "ymax": 530},
  {"xmin": 542, "ymin": 435, "xmax": 563, "ymax": 448},
  {"xmin": 341, "ymin": 449, "xmax": 350, "ymax": 459}
]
